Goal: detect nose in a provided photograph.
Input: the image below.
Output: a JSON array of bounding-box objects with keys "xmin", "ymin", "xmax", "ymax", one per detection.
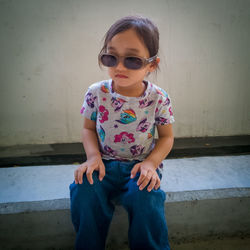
[{"xmin": 115, "ymin": 58, "xmax": 127, "ymax": 71}]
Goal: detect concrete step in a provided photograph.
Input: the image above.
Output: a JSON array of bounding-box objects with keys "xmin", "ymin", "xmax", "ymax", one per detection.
[
  {"xmin": 1, "ymin": 135, "xmax": 249, "ymax": 167},
  {"xmin": 0, "ymin": 155, "xmax": 250, "ymax": 249}
]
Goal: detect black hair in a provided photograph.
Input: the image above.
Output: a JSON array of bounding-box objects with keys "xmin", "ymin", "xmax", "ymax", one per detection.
[{"xmin": 98, "ymin": 15, "xmax": 160, "ymax": 72}]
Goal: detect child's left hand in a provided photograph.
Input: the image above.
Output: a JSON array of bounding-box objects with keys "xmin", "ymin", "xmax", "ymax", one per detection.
[{"xmin": 130, "ymin": 160, "xmax": 161, "ymax": 192}]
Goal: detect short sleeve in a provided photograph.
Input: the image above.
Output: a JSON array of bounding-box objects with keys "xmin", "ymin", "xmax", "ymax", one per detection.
[
  {"xmin": 80, "ymin": 87, "xmax": 98, "ymax": 121},
  {"xmin": 155, "ymin": 94, "xmax": 175, "ymax": 126}
]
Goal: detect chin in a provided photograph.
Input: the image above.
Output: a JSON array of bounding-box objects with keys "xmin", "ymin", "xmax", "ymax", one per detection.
[{"xmin": 113, "ymin": 77, "xmax": 129, "ymax": 84}]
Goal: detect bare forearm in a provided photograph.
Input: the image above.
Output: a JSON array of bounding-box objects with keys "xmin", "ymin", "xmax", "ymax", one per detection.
[
  {"xmin": 146, "ymin": 136, "xmax": 174, "ymax": 168},
  {"xmin": 82, "ymin": 128, "xmax": 101, "ymax": 159}
]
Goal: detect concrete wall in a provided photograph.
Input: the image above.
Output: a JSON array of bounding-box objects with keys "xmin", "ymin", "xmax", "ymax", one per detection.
[{"xmin": 0, "ymin": 0, "xmax": 249, "ymax": 146}]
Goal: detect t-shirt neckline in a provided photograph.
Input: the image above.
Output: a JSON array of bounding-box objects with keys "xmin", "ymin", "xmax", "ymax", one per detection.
[{"xmin": 108, "ymin": 79, "xmax": 150, "ymax": 100}]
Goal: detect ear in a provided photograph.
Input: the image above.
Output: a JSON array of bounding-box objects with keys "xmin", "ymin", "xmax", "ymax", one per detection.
[{"xmin": 148, "ymin": 57, "xmax": 160, "ymax": 73}]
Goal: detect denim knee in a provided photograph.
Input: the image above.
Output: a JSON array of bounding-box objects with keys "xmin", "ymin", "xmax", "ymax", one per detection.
[
  {"xmin": 69, "ymin": 171, "xmax": 109, "ymax": 208},
  {"xmin": 125, "ymin": 187, "xmax": 165, "ymax": 213},
  {"xmin": 122, "ymin": 184, "xmax": 169, "ymax": 250}
]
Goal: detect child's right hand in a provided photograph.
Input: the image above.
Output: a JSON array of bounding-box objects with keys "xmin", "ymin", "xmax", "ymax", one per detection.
[{"xmin": 74, "ymin": 156, "xmax": 105, "ymax": 185}]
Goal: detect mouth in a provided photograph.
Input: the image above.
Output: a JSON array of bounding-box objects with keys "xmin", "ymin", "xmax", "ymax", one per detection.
[{"xmin": 115, "ymin": 74, "xmax": 128, "ymax": 79}]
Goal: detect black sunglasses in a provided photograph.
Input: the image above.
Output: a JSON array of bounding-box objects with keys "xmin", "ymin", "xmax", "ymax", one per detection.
[{"xmin": 99, "ymin": 53, "xmax": 157, "ymax": 70}]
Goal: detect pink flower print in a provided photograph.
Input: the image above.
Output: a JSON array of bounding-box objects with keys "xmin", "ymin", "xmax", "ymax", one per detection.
[
  {"xmin": 99, "ymin": 105, "xmax": 109, "ymax": 123},
  {"xmin": 114, "ymin": 132, "xmax": 135, "ymax": 144},
  {"xmin": 80, "ymin": 107, "xmax": 85, "ymax": 114},
  {"xmin": 155, "ymin": 108, "xmax": 159, "ymax": 113},
  {"xmin": 169, "ymin": 107, "xmax": 173, "ymax": 116}
]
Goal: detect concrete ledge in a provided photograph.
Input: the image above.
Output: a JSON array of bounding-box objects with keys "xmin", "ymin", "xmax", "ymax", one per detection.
[
  {"xmin": 1, "ymin": 135, "xmax": 249, "ymax": 167},
  {"xmin": 1, "ymin": 188, "xmax": 250, "ymax": 214},
  {"xmin": 0, "ymin": 155, "xmax": 250, "ymax": 249}
]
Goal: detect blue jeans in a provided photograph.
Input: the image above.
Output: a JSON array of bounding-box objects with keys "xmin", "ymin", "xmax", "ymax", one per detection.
[{"xmin": 69, "ymin": 160, "xmax": 171, "ymax": 250}]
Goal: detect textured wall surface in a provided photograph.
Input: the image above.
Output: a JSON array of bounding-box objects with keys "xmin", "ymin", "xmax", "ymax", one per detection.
[{"xmin": 1, "ymin": 0, "xmax": 249, "ymax": 146}]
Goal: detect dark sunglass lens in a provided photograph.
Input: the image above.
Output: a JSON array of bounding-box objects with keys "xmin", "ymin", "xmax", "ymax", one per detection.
[
  {"xmin": 101, "ymin": 54, "xmax": 117, "ymax": 67},
  {"xmin": 125, "ymin": 57, "xmax": 143, "ymax": 69}
]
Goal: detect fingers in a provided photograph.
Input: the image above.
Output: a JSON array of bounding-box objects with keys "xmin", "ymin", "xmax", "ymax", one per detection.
[
  {"xmin": 74, "ymin": 170, "xmax": 79, "ymax": 184},
  {"xmin": 74, "ymin": 160, "xmax": 160, "ymax": 191},
  {"xmin": 130, "ymin": 163, "xmax": 141, "ymax": 178},
  {"xmin": 137, "ymin": 168, "xmax": 151, "ymax": 189},
  {"xmin": 137, "ymin": 169, "xmax": 161, "ymax": 192},
  {"xmin": 75, "ymin": 160, "xmax": 105, "ymax": 185},
  {"xmin": 147, "ymin": 176, "xmax": 157, "ymax": 192},
  {"xmin": 154, "ymin": 177, "xmax": 161, "ymax": 190},
  {"xmin": 74, "ymin": 164, "xmax": 87, "ymax": 184},
  {"xmin": 98, "ymin": 162, "xmax": 106, "ymax": 181},
  {"xmin": 86, "ymin": 167, "xmax": 94, "ymax": 185}
]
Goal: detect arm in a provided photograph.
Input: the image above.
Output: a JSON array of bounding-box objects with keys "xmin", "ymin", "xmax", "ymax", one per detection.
[
  {"xmin": 145, "ymin": 123, "xmax": 174, "ymax": 168},
  {"xmin": 131, "ymin": 123, "xmax": 174, "ymax": 192},
  {"xmin": 74, "ymin": 117, "xmax": 105, "ymax": 185},
  {"xmin": 82, "ymin": 117, "xmax": 102, "ymax": 159}
]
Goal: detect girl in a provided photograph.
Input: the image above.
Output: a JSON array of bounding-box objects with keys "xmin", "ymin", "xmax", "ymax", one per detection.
[{"xmin": 70, "ymin": 15, "xmax": 175, "ymax": 250}]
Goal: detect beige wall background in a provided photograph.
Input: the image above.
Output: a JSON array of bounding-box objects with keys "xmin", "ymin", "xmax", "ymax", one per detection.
[{"xmin": 0, "ymin": 0, "xmax": 249, "ymax": 146}]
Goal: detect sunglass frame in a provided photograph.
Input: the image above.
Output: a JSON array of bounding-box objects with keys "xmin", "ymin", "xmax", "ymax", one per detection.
[{"xmin": 99, "ymin": 53, "xmax": 158, "ymax": 70}]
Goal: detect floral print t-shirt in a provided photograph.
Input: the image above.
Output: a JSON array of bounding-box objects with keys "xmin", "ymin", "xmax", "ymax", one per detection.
[{"xmin": 81, "ymin": 79, "xmax": 175, "ymax": 164}]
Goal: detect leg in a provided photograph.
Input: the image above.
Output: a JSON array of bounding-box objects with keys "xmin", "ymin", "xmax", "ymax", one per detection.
[
  {"xmin": 69, "ymin": 171, "xmax": 115, "ymax": 250},
  {"xmin": 121, "ymin": 172, "xmax": 170, "ymax": 250}
]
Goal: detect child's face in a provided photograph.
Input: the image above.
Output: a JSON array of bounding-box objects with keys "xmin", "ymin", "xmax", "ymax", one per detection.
[{"xmin": 106, "ymin": 28, "xmax": 158, "ymax": 91}]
